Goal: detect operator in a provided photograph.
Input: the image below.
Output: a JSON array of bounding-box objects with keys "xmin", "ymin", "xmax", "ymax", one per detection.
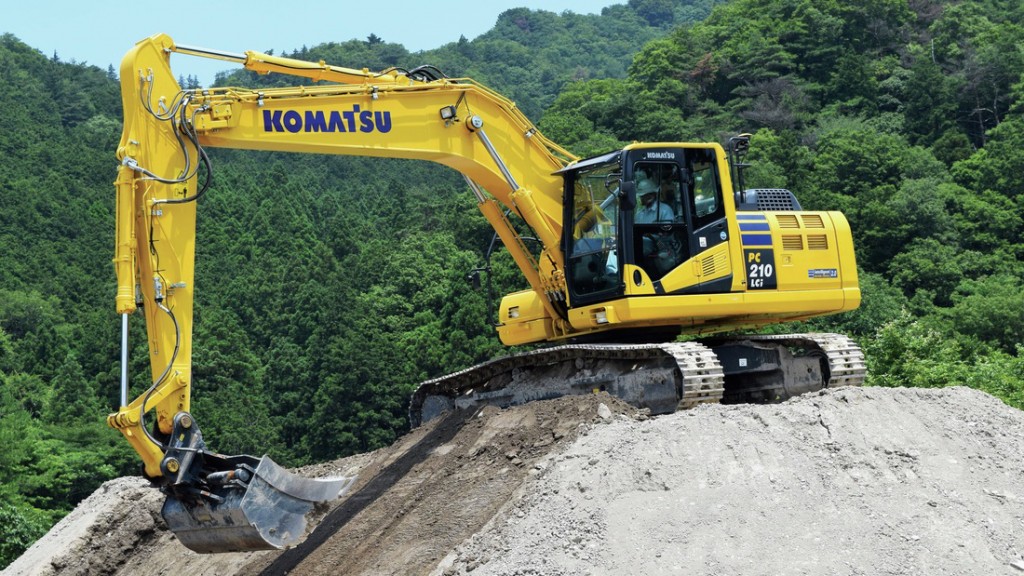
[{"xmin": 634, "ymin": 177, "xmax": 674, "ymax": 223}]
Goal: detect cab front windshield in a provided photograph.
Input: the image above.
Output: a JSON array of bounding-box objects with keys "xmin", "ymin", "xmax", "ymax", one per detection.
[{"xmin": 567, "ymin": 160, "xmax": 621, "ymax": 296}]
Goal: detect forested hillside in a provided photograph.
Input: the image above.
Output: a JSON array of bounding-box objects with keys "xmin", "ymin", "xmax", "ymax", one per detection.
[{"xmin": 1, "ymin": 0, "xmax": 1023, "ymax": 568}]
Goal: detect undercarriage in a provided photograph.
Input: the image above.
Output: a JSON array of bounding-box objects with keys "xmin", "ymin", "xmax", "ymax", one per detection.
[{"xmin": 410, "ymin": 333, "xmax": 866, "ymax": 427}]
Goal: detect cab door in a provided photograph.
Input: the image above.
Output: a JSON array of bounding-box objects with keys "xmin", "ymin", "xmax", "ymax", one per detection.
[
  {"xmin": 628, "ymin": 157, "xmax": 689, "ymax": 282},
  {"xmin": 625, "ymin": 147, "xmax": 731, "ymax": 295}
]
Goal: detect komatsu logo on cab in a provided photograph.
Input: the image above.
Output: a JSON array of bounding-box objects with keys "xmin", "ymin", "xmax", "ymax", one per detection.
[
  {"xmin": 263, "ymin": 105, "xmax": 393, "ymax": 134},
  {"xmin": 645, "ymin": 151, "xmax": 676, "ymax": 160}
]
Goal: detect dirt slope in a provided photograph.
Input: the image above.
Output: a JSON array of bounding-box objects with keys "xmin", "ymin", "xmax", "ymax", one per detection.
[
  {"xmin": 437, "ymin": 386, "xmax": 1024, "ymax": 575},
  {"xmin": 5, "ymin": 386, "xmax": 1024, "ymax": 576}
]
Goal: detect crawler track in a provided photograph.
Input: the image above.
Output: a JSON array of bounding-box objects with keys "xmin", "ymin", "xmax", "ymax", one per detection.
[
  {"xmin": 733, "ymin": 332, "xmax": 868, "ymax": 386},
  {"xmin": 410, "ymin": 342, "xmax": 725, "ymax": 427},
  {"xmin": 409, "ymin": 333, "xmax": 865, "ymax": 427}
]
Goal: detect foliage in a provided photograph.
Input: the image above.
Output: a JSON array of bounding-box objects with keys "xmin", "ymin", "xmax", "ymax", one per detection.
[
  {"xmin": 866, "ymin": 313, "xmax": 1024, "ymax": 410},
  {"xmin": 0, "ymin": 499, "xmax": 47, "ymax": 567}
]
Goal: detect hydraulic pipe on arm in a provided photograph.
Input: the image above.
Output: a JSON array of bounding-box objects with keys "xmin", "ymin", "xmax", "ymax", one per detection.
[{"xmin": 107, "ymin": 35, "xmax": 199, "ymax": 477}]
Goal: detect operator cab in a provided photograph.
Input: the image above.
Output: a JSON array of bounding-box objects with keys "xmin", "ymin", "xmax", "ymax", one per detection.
[{"xmin": 560, "ymin": 146, "xmax": 728, "ymax": 306}]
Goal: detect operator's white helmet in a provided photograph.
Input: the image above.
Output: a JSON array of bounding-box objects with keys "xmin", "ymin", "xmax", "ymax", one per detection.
[{"xmin": 637, "ymin": 177, "xmax": 658, "ymax": 196}]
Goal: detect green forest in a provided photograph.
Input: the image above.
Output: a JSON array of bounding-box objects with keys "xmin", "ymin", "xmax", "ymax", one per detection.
[{"xmin": 1, "ymin": 0, "xmax": 1023, "ymax": 565}]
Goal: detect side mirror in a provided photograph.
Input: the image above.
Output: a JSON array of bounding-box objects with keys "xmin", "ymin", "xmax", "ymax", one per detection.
[
  {"xmin": 620, "ymin": 180, "xmax": 636, "ymax": 211},
  {"xmin": 729, "ymin": 134, "xmax": 751, "ymax": 156}
]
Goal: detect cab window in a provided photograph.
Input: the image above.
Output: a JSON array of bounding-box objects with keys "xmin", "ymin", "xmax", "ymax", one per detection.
[
  {"xmin": 567, "ymin": 163, "xmax": 620, "ymax": 296},
  {"xmin": 689, "ymin": 151, "xmax": 724, "ymax": 228}
]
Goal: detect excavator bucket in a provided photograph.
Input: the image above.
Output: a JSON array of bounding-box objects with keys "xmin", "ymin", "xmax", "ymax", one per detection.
[
  {"xmin": 161, "ymin": 455, "xmax": 355, "ymax": 553},
  {"xmin": 156, "ymin": 413, "xmax": 356, "ymax": 553}
]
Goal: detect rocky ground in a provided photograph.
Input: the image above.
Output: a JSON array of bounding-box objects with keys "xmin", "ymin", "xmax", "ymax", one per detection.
[{"xmin": 5, "ymin": 386, "xmax": 1024, "ymax": 576}]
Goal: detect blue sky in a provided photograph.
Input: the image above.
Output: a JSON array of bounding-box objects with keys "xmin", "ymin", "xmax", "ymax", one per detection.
[{"xmin": 3, "ymin": 1, "xmax": 614, "ymax": 85}]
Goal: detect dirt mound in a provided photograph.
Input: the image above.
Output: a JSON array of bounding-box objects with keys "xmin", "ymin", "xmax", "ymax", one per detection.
[
  {"xmin": 437, "ymin": 386, "xmax": 1024, "ymax": 575},
  {"xmin": 6, "ymin": 386, "xmax": 1024, "ymax": 576}
]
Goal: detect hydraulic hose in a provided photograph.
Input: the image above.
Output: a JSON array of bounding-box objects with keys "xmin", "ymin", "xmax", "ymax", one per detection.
[{"xmin": 139, "ymin": 299, "xmax": 181, "ymax": 450}]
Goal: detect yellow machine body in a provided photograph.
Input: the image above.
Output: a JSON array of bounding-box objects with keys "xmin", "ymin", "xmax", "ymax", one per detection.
[{"xmin": 106, "ymin": 34, "xmax": 860, "ymax": 552}]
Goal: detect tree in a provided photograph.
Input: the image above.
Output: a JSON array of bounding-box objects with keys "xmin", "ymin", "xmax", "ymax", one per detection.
[
  {"xmin": 42, "ymin": 354, "xmax": 99, "ymax": 425},
  {"xmin": 0, "ymin": 501, "xmax": 46, "ymax": 568},
  {"xmin": 903, "ymin": 53, "xmax": 958, "ymax": 145},
  {"xmin": 629, "ymin": 0, "xmax": 675, "ymax": 27},
  {"xmin": 952, "ymin": 116, "xmax": 1024, "ymax": 199},
  {"xmin": 190, "ymin": 307, "xmax": 285, "ymax": 459},
  {"xmin": 828, "ymin": 52, "xmax": 879, "ymax": 113},
  {"xmin": 944, "ymin": 275, "xmax": 1024, "ymax": 355},
  {"xmin": 888, "ymin": 238, "xmax": 967, "ymax": 308},
  {"xmin": 0, "ymin": 290, "xmax": 71, "ymax": 382}
]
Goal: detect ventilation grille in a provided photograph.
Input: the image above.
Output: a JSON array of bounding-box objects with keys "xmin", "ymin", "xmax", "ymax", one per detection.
[
  {"xmin": 782, "ymin": 235, "xmax": 804, "ymax": 250},
  {"xmin": 807, "ymin": 235, "xmax": 829, "ymax": 250},
  {"xmin": 702, "ymin": 257, "xmax": 716, "ymax": 276},
  {"xmin": 753, "ymin": 189, "xmax": 801, "ymax": 211},
  {"xmin": 802, "ymin": 214, "xmax": 825, "ymax": 228},
  {"xmin": 700, "ymin": 251, "xmax": 727, "ymax": 277},
  {"xmin": 776, "ymin": 214, "xmax": 800, "ymax": 229}
]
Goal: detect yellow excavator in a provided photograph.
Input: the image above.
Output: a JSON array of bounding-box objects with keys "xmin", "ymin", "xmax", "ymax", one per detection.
[{"xmin": 108, "ymin": 34, "xmax": 865, "ymax": 553}]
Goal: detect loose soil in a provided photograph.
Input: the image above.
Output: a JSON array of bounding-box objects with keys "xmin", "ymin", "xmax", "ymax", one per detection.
[{"xmin": 5, "ymin": 387, "xmax": 1024, "ymax": 576}]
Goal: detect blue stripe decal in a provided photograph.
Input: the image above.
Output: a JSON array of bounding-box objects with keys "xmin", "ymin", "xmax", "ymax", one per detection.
[
  {"xmin": 741, "ymin": 233, "xmax": 773, "ymax": 246},
  {"xmin": 738, "ymin": 222, "xmax": 771, "ymax": 232},
  {"xmin": 736, "ymin": 214, "xmax": 767, "ymax": 220}
]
